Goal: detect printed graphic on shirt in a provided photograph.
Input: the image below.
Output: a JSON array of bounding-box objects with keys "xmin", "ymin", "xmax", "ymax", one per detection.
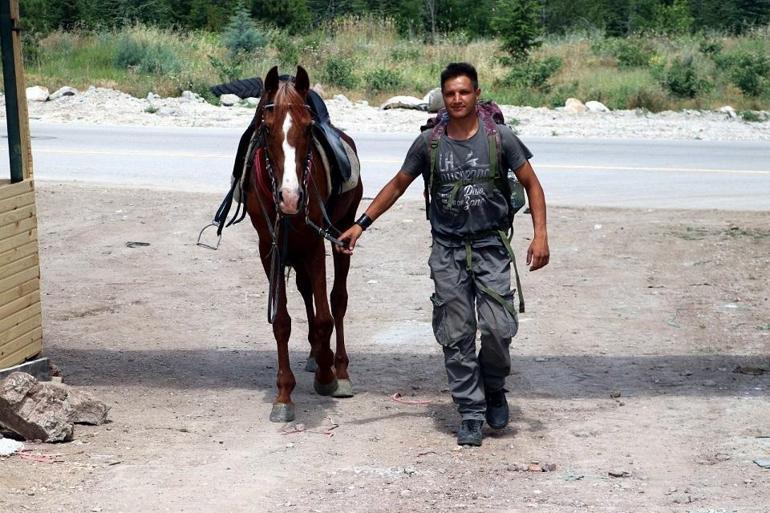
[{"xmin": 435, "ymin": 145, "xmax": 493, "ymax": 213}]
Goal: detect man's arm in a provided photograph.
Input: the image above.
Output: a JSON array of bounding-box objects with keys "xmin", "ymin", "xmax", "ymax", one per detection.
[
  {"xmin": 513, "ymin": 161, "xmax": 550, "ymax": 271},
  {"xmin": 335, "ymin": 171, "xmax": 418, "ymax": 255}
]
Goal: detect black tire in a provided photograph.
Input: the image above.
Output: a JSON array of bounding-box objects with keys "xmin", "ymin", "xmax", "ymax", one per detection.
[{"xmin": 210, "ymin": 77, "xmax": 264, "ymax": 99}]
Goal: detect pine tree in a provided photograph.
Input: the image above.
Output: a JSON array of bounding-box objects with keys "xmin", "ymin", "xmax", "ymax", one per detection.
[{"xmin": 491, "ymin": 0, "xmax": 544, "ymax": 60}]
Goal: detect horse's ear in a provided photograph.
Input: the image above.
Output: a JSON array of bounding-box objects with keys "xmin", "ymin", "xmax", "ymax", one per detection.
[
  {"xmin": 295, "ymin": 66, "xmax": 310, "ymax": 98},
  {"xmin": 265, "ymin": 66, "xmax": 279, "ymax": 94}
]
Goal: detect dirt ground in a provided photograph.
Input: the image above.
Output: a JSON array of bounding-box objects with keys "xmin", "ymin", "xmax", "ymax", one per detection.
[{"xmin": 1, "ymin": 181, "xmax": 769, "ymax": 513}]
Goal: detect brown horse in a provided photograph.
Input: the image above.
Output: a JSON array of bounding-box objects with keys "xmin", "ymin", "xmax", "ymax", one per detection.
[{"xmin": 240, "ymin": 66, "xmax": 362, "ymax": 422}]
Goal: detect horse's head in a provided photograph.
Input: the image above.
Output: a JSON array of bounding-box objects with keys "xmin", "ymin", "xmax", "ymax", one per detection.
[{"xmin": 260, "ymin": 66, "xmax": 313, "ymax": 216}]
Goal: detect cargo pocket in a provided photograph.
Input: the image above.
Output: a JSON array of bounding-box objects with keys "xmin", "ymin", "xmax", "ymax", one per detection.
[
  {"xmin": 430, "ymin": 293, "xmax": 452, "ymax": 346},
  {"xmin": 501, "ymin": 291, "xmax": 519, "ymax": 338}
]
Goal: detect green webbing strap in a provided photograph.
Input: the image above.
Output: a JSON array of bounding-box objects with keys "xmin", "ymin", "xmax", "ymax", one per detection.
[
  {"xmin": 463, "ymin": 239, "xmax": 519, "ymax": 318},
  {"xmin": 498, "ymin": 229, "xmax": 525, "ymax": 313}
]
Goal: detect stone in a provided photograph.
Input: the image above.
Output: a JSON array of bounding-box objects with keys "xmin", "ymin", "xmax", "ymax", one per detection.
[
  {"xmin": 49, "ymin": 86, "xmax": 78, "ymax": 101},
  {"xmin": 180, "ymin": 90, "xmax": 204, "ymax": 103},
  {"xmin": 380, "ymin": 95, "xmax": 427, "ymax": 111},
  {"xmin": 0, "ymin": 372, "xmax": 110, "ymax": 442},
  {"xmin": 219, "ymin": 94, "xmax": 240, "ymax": 107},
  {"xmin": 244, "ymin": 97, "xmax": 259, "ymax": 108},
  {"xmin": 0, "ymin": 437, "xmax": 24, "ymax": 456},
  {"xmin": 719, "ymin": 105, "xmax": 737, "ymax": 118},
  {"xmin": 423, "ymin": 88, "xmax": 444, "ymax": 113},
  {"xmin": 564, "ymin": 98, "xmax": 587, "ymax": 114},
  {"xmin": 26, "ymin": 86, "xmax": 49, "ymax": 102},
  {"xmin": 585, "ymin": 100, "xmax": 610, "ymax": 113},
  {"xmin": 333, "ymin": 94, "xmax": 352, "ymax": 107}
]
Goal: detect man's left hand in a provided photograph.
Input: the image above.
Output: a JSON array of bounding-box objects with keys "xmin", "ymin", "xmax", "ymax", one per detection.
[{"xmin": 527, "ymin": 237, "xmax": 549, "ymax": 271}]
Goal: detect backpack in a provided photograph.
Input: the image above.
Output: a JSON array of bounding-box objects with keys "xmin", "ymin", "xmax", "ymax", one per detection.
[{"xmin": 420, "ymin": 101, "xmax": 526, "ymax": 313}]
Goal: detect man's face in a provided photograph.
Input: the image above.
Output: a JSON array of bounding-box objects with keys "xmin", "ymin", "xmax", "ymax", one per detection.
[{"xmin": 442, "ymin": 75, "xmax": 480, "ymax": 120}]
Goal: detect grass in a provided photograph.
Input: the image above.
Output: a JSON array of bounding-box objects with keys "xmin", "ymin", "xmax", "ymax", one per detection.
[{"xmin": 9, "ymin": 18, "xmax": 770, "ymax": 112}]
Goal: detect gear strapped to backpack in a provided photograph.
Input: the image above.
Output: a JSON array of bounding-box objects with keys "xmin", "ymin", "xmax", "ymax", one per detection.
[{"xmin": 421, "ymin": 101, "xmax": 527, "ymax": 313}]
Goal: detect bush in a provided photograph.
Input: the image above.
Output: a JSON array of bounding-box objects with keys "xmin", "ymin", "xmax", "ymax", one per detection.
[
  {"xmin": 699, "ymin": 38, "xmax": 723, "ymax": 56},
  {"xmin": 322, "ymin": 57, "xmax": 357, "ymax": 89},
  {"xmin": 719, "ymin": 51, "xmax": 770, "ymax": 96},
  {"xmin": 222, "ymin": 6, "xmax": 266, "ymax": 59},
  {"xmin": 364, "ymin": 68, "xmax": 403, "ymax": 93},
  {"xmin": 739, "ymin": 110, "xmax": 766, "ymax": 122},
  {"xmin": 114, "ymin": 35, "xmax": 181, "ymax": 74},
  {"xmin": 271, "ymin": 32, "xmax": 299, "ymax": 67},
  {"xmin": 490, "ymin": 0, "xmax": 543, "ymax": 61},
  {"xmin": 658, "ymin": 56, "xmax": 711, "ymax": 98},
  {"xmin": 502, "ymin": 56, "xmax": 563, "ymax": 92},
  {"xmin": 593, "ymin": 38, "xmax": 656, "ymax": 68}
]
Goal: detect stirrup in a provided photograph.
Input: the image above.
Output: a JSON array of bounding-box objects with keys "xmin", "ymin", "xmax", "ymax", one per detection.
[{"xmin": 196, "ymin": 222, "xmax": 222, "ymax": 250}]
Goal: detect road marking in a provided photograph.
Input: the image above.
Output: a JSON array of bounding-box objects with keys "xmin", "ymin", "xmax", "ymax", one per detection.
[{"xmin": 14, "ymin": 149, "xmax": 770, "ymax": 176}]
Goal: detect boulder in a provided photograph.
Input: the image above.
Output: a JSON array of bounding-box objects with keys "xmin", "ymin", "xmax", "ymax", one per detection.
[
  {"xmin": 380, "ymin": 95, "xmax": 427, "ymax": 111},
  {"xmin": 26, "ymin": 86, "xmax": 49, "ymax": 102},
  {"xmin": 244, "ymin": 97, "xmax": 259, "ymax": 108},
  {"xmin": 219, "ymin": 94, "xmax": 240, "ymax": 107},
  {"xmin": 423, "ymin": 88, "xmax": 444, "ymax": 113},
  {"xmin": 49, "ymin": 86, "xmax": 78, "ymax": 101},
  {"xmin": 333, "ymin": 94, "xmax": 353, "ymax": 107},
  {"xmin": 0, "ymin": 372, "xmax": 109, "ymax": 443},
  {"xmin": 719, "ymin": 105, "xmax": 737, "ymax": 118},
  {"xmin": 564, "ymin": 98, "xmax": 587, "ymax": 114},
  {"xmin": 585, "ymin": 100, "xmax": 610, "ymax": 113}
]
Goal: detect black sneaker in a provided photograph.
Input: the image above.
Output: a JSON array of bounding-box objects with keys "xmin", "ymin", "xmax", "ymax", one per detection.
[
  {"xmin": 456, "ymin": 419, "xmax": 484, "ymax": 446},
  {"xmin": 485, "ymin": 388, "xmax": 509, "ymax": 429}
]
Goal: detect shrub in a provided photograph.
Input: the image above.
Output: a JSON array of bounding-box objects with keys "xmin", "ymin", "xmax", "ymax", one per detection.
[
  {"xmin": 222, "ymin": 6, "xmax": 266, "ymax": 59},
  {"xmin": 364, "ymin": 68, "xmax": 403, "ymax": 93},
  {"xmin": 271, "ymin": 32, "xmax": 299, "ymax": 67},
  {"xmin": 490, "ymin": 0, "xmax": 543, "ymax": 61},
  {"xmin": 208, "ymin": 54, "xmax": 245, "ymax": 83},
  {"xmin": 721, "ymin": 51, "xmax": 770, "ymax": 96},
  {"xmin": 502, "ymin": 56, "xmax": 563, "ymax": 92},
  {"xmin": 114, "ymin": 35, "xmax": 181, "ymax": 74},
  {"xmin": 322, "ymin": 57, "xmax": 357, "ymax": 89},
  {"xmin": 593, "ymin": 38, "xmax": 657, "ymax": 68},
  {"xmin": 699, "ymin": 38, "xmax": 723, "ymax": 56},
  {"xmin": 739, "ymin": 110, "xmax": 765, "ymax": 122},
  {"xmin": 658, "ymin": 56, "xmax": 711, "ymax": 98}
]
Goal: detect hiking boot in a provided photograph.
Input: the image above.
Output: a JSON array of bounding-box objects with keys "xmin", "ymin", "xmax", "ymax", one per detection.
[
  {"xmin": 456, "ymin": 419, "xmax": 484, "ymax": 446},
  {"xmin": 485, "ymin": 388, "xmax": 509, "ymax": 429}
]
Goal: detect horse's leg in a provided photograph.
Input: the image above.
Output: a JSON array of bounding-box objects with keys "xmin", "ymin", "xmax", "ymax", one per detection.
[
  {"xmin": 302, "ymin": 244, "xmax": 338, "ymax": 396},
  {"xmin": 295, "ymin": 268, "xmax": 318, "ymax": 372},
  {"xmin": 329, "ymin": 248, "xmax": 354, "ymax": 398},
  {"xmin": 262, "ymin": 255, "xmax": 296, "ymax": 422}
]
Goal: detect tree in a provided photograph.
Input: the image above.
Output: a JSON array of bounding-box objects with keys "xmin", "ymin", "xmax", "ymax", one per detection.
[{"xmin": 491, "ymin": 0, "xmax": 543, "ymax": 60}]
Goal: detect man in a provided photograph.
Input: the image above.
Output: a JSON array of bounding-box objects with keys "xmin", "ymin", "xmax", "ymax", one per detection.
[{"xmin": 337, "ymin": 63, "xmax": 549, "ymax": 446}]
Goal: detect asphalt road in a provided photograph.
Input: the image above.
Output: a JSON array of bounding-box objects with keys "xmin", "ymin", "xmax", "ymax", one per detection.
[{"xmin": 5, "ymin": 122, "xmax": 770, "ymax": 210}]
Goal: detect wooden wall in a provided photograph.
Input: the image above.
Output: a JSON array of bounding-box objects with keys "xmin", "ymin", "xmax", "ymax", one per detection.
[{"xmin": 0, "ymin": 179, "xmax": 42, "ymax": 368}]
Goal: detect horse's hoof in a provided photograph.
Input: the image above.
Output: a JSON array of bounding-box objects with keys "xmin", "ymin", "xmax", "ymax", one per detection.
[
  {"xmin": 314, "ymin": 378, "xmax": 339, "ymax": 396},
  {"xmin": 332, "ymin": 379, "xmax": 354, "ymax": 398},
  {"xmin": 269, "ymin": 403, "xmax": 295, "ymax": 423},
  {"xmin": 304, "ymin": 357, "xmax": 317, "ymax": 373}
]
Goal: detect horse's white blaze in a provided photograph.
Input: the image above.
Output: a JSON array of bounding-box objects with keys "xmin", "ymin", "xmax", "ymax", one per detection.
[{"xmin": 280, "ymin": 115, "xmax": 299, "ymax": 192}]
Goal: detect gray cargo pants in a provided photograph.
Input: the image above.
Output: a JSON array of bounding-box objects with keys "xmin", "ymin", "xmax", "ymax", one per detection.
[{"xmin": 429, "ymin": 239, "xmax": 519, "ymax": 421}]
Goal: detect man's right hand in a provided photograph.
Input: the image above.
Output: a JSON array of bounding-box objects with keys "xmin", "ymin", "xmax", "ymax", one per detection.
[{"xmin": 335, "ymin": 224, "xmax": 364, "ymax": 255}]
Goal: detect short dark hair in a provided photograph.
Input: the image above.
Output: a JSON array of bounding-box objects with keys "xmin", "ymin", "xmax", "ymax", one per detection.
[{"xmin": 440, "ymin": 62, "xmax": 479, "ymax": 91}]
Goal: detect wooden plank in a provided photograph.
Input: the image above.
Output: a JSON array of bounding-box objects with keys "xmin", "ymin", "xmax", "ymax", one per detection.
[
  {"xmin": 0, "ymin": 254, "xmax": 39, "ymax": 292},
  {"xmin": 0, "ymin": 329, "xmax": 43, "ymax": 369},
  {"xmin": 0, "ymin": 227, "xmax": 36, "ymax": 254},
  {"xmin": 0, "ymin": 191, "xmax": 35, "ymax": 216},
  {"xmin": 0, "ymin": 241, "xmax": 36, "ymax": 268},
  {"xmin": 0, "ymin": 282, "xmax": 38, "ymax": 317},
  {"xmin": 0, "ymin": 215, "xmax": 37, "ymax": 242},
  {"xmin": 0, "ymin": 203, "xmax": 35, "ymax": 229},
  {"xmin": 0, "ymin": 276, "xmax": 37, "ymax": 309},
  {"xmin": 0, "ymin": 265, "xmax": 38, "ymax": 297},
  {"xmin": 0, "ymin": 180, "xmax": 32, "ymax": 202},
  {"xmin": 9, "ymin": 0, "xmax": 33, "ymax": 181},
  {"xmin": 0, "ymin": 311, "xmax": 41, "ymax": 346},
  {"xmin": 0, "ymin": 300, "xmax": 40, "ymax": 334}
]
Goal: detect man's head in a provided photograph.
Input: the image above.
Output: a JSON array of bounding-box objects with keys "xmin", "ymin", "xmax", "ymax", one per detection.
[
  {"xmin": 440, "ymin": 62, "xmax": 480, "ymax": 121},
  {"xmin": 440, "ymin": 62, "xmax": 479, "ymax": 92}
]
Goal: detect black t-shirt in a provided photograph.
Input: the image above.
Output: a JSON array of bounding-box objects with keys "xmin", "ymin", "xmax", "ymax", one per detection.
[{"xmin": 401, "ymin": 122, "xmax": 532, "ymax": 246}]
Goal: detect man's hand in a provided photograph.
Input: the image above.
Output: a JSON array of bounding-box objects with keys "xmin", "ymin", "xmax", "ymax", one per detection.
[
  {"xmin": 527, "ymin": 237, "xmax": 549, "ymax": 271},
  {"xmin": 335, "ymin": 224, "xmax": 364, "ymax": 255}
]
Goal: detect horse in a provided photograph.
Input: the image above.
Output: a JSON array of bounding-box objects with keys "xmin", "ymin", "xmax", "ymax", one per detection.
[{"xmin": 236, "ymin": 66, "xmax": 362, "ymax": 422}]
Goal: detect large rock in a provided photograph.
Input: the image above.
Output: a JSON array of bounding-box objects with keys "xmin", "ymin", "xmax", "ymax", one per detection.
[
  {"xmin": 380, "ymin": 95, "xmax": 427, "ymax": 111},
  {"xmin": 0, "ymin": 372, "xmax": 109, "ymax": 443},
  {"xmin": 219, "ymin": 93, "xmax": 240, "ymax": 107},
  {"xmin": 49, "ymin": 86, "xmax": 78, "ymax": 101},
  {"xmin": 565, "ymin": 98, "xmax": 587, "ymax": 114},
  {"xmin": 585, "ymin": 100, "xmax": 610, "ymax": 113},
  {"xmin": 719, "ymin": 105, "xmax": 737, "ymax": 118},
  {"xmin": 26, "ymin": 86, "xmax": 49, "ymax": 102},
  {"xmin": 423, "ymin": 88, "xmax": 444, "ymax": 113}
]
